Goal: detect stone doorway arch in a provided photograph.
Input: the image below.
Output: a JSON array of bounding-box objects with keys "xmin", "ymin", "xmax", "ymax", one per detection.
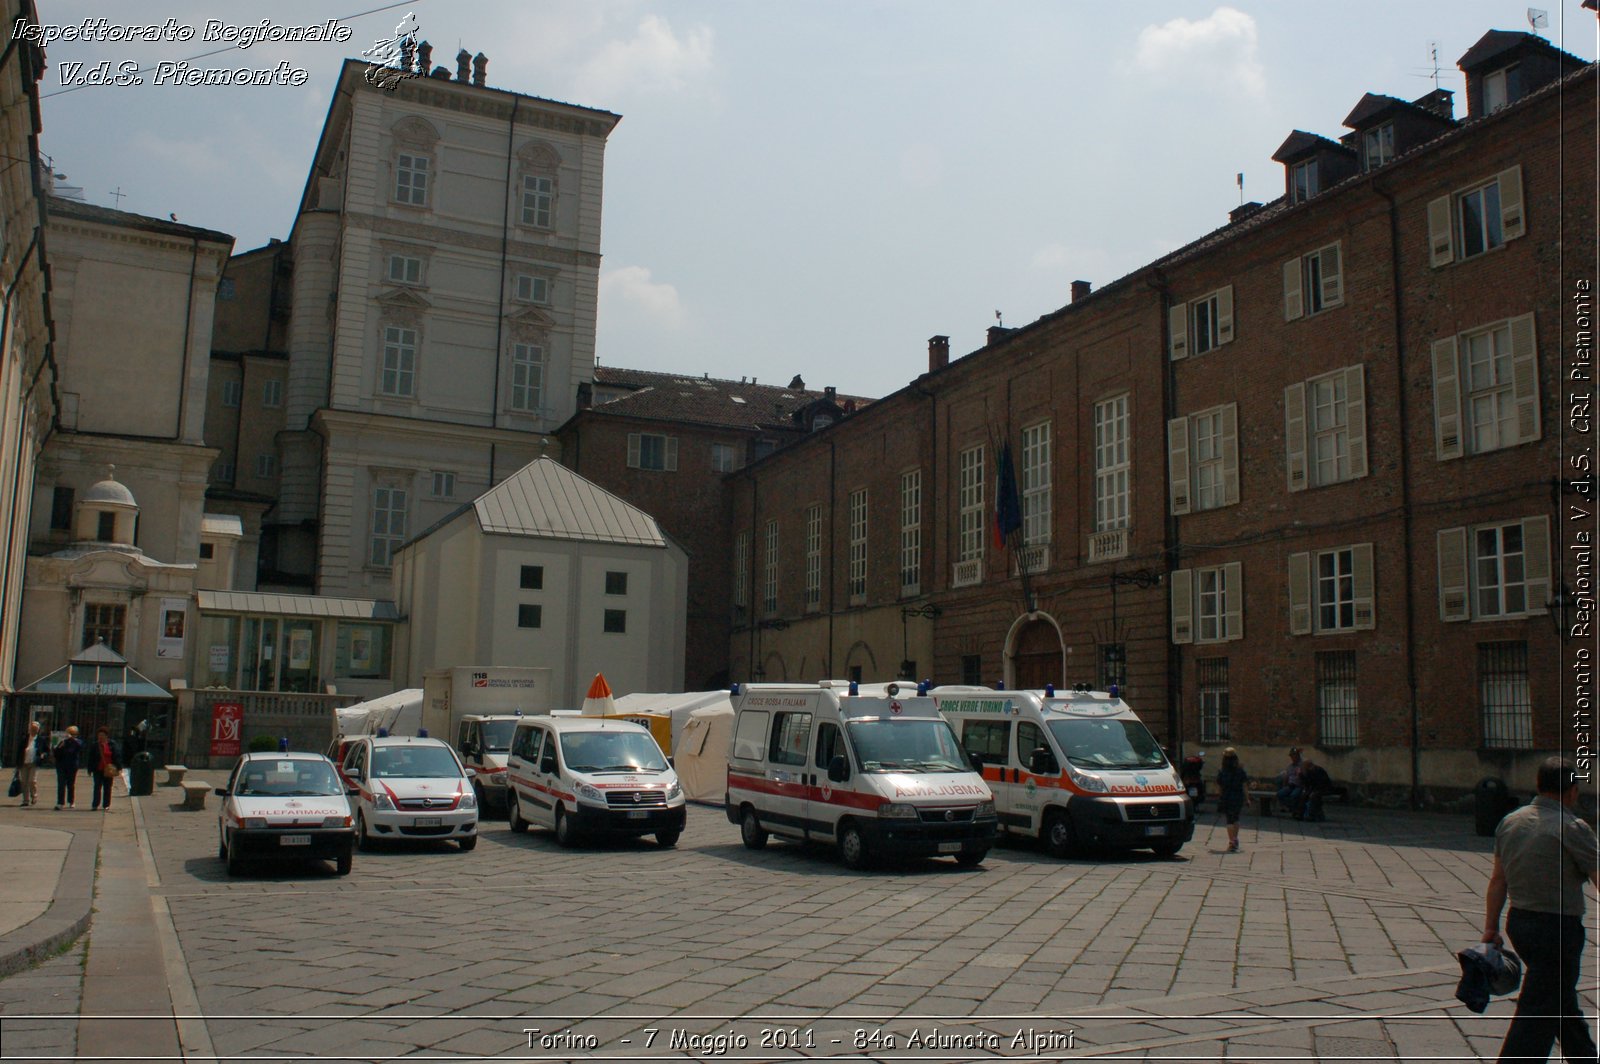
[{"xmin": 1005, "ymin": 613, "xmax": 1065, "ymax": 690}]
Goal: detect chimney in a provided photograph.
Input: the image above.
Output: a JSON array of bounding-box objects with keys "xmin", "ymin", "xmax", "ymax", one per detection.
[
  {"xmin": 824, "ymin": 386, "xmax": 837, "ymax": 402},
  {"xmin": 987, "ymin": 325, "xmax": 1013, "ymax": 346},
  {"xmin": 456, "ymin": 49, "xmax": 471, "ymax": 82},
  {"xmin": 788, "ymin": 374, "xmax": 805, "ymax": 390},
  {"xmin": 1071, "ymin": 280, "xmax": 1093, "ymax": 303},
  {"xmin": 928, "ymin": 335, "xmax": 950, "ymax": 372},
  {"xmin": 417, "ymin": 41, "xmax": 433, "ymax": 72},
  {"xmin": 1229, "ymin": 201, "xmax": 1264, "ymax": 224},
  {"xmin": 472, "ymin": 53, "xmax": 488, "ymax": 87},
  {"xmin": 1412, "ymin": 87, "xmax": 1454, "ymax": 120}
]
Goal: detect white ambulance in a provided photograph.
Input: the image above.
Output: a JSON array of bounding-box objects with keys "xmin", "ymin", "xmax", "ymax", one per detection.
[
  {"xmin": 725, "ymin": 681, "xmax": 997, "ymax": 869},
  {"xmin": 932, "ymin": 685, "xmax": 1193, "ymax": 857}
]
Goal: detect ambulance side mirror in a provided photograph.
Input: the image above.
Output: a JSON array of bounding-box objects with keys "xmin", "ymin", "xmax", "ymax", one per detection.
[
  {"xmin": 965, "ymin": 750, "xmax": 985, "ymax": 771},
  {"xmin": 1030, "ymin": 748, "xmax": 1059, "ymax": 775},
  {"xmin": 827, "ymin": 754, "xmax": 850, "ymax": 783}
]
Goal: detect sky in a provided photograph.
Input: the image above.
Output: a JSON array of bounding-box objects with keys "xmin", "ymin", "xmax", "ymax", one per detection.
[{"xmin": 35, "ymin": 1, "xmax": 1600, "ymax": 399}]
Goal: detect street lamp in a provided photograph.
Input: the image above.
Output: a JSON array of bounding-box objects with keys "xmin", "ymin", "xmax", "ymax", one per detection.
[{"xmin": 900, "ymin": 605, "xmax": 942, "ymax": 680}]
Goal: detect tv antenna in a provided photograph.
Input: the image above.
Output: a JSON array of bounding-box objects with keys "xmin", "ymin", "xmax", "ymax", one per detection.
[
  {"xmin": 109, "ymin": 187, "xmax": 125, "ymax": 209},
  {"xmin": 1527, "ymin": 8, "xmax": 1549, "ymax": 35}
]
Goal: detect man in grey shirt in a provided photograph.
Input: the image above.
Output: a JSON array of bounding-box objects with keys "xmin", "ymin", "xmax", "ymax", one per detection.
[{"xmin": 1483, "ymin": 757, "xmax": 1600, "ymax": 1062}]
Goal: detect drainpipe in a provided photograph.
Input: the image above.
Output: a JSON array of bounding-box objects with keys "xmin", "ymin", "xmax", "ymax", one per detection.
[
  {"xmin": 748, "ymin": 474, "xmax": 759, "ymax": 677},
  {"xmin": 0, "ymin": 231, "xmax": 41, "ymax": 658},
  {"xmin": 1152, "ymin": 269, "xmax": 1182, "ymax": 755},
  {"xmin": 1375, "ymin": 182, "xmax": 1422, "ymax": 810},
  {"xmin": 175, "ymin": 237, "xmax": 199, "ymax": 440},
  {"xmin": 826, "ymin": 439, "xmax": 836, "ymax": 676},
  {"xmin": 489, "ymin": 96, "xmax": 521, "ymax": 483}
]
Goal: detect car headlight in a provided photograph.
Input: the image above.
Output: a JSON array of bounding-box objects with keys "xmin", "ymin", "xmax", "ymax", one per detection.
[
  {"xmin": 574, "ymin": 782, "xmax": 604, "ymax": 802},
  {"xmin": 976, "ymin": 800, "xmax": 997, "ymax": 818},
  {"xmin": 458, "ymin": 788, "xmax": 477, "ymax": 809},
  {"xmin": 321, "ymin": 815, "xmax": 350, "ymax": 828},
  {"xmin": 1067, "ymin": 766, "xmax": 1108, "ymax": 793},
  {"xmin": 243, "ymin": 817, "xmax": 267, "ymax": 829},
  {"xmin": 877, "ymin": 802, "xmax": 919, "ymax": 819},
  {"xmin": 665, "ymin": 782, "xmax": 682, "ymax": 801},
  {"xmin": 372, "ymin": 793, "xmax": 394, "ymax": 810}
]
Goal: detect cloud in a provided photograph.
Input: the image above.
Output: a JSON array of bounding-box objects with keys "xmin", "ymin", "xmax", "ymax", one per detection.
[
  {"xmin": 601, "ymin": 266, "xmax": 685, "ymax": 329},
  {"xmin": 1132, "ymin": 7, "xmax": 1265, "ymax": 97},
  {"xmin": 575, "ymin": 15, "xmax": 713, "ymax": 100}
]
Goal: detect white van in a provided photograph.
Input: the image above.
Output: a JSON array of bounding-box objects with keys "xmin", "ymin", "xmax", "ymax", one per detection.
[
  {"xmin": 455, "ymin": 714, "xmax": 520, "ymax": 812},
  {"xmin": 932, "ymin": 686, "xmax": 1193, "ymax": 857},
  {"xmin": 505, "ymin": 717, "xmax": 686, "ymax": 848},
  {"xmin": 725, "ymin": 681, "xmax": 996, "ymax": 869}
]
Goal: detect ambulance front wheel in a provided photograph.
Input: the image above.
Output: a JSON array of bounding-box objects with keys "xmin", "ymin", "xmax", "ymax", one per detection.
[
  {"xmin": 740, "ymin": 807, "xmax": 768, "ymax": 850},
  {"xmin": 656, "ymin": 830, "xmax": 680, "ymax": 848},
  {"xmin": 1044, "ymin": 810, "xmax": 1079, "ymax": 858},
  {"xmin": 554, "ymin": 805, "xmax": 576, "ymax": 848},
  {"xmin": 507, "ymin": 796, "xmax": 528, "ymax": 833},
  {"xmin": 837, "ymin": 821, "xmax": 870, "ymax": 870},
  {"xmin": 1150, "ymin": 839, "xmax": 1183, "ymax": 858},
  {"xmin": 335, "ymin": 847, "xmax": 353, "ymax": 876}
]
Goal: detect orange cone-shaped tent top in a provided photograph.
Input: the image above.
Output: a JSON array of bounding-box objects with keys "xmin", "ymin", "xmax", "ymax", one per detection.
[{"xmin": 580, "ymin": 672, "xmax": 616, "ymax": 716}]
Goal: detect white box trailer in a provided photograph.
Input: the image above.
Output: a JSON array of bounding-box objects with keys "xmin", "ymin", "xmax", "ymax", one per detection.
[{"xmin": 420, "ymin": 666, "xmax": 554, "ymax": 740}]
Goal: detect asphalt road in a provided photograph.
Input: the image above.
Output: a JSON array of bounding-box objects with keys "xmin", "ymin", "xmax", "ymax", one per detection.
[{"xmin": 6, "ymin": 781, "xmax": 1596, "ymax": 1062}]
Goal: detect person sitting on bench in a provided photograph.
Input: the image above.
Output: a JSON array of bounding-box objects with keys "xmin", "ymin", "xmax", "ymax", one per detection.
[
  {"xmin": 1276, "ymin": 747, "xmax": 1305, "ymax": 817},
  {"xmin": 1298, "ymin": 757, "xmax": 1333, "ymax": 822}
]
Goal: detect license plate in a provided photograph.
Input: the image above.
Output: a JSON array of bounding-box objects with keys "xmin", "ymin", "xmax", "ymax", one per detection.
[
  {"xmin": 1145, "ymin": 825, "xmax": 1167, "ymax": 837},
  {"xmin": 627, "ymin": 810, "xmax": 648, "ymax": 819},
  {"xmin": 414, "ymin": 817, "xmax": 441, "ymax": 827},
  {"xmin": 280, "ymin": 835, "xmax": 310, "ymax": 846},
  {"xmin": 938, "ymin": 842, "xmax": 962, "ymax": 853}
]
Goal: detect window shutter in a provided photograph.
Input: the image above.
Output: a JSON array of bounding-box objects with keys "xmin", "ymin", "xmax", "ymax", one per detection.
[
  {"xmin": 1167, "ymin": 416, "xmax": 1191, "ymax": 515},
  {"xmin": 1221, "ymin": 402, "xmax": 1240, "ymax": 505},
  {"xmin": 1321, "ymin": 244, "xmax": 1343, "ymax": 306},
  {"xmin": 1427, "ymin": 194, "xmax": 1454, "ymax": 267},
  {"xmin": 1522, "ymin": 514, "xmax": 1551, "ymax": 616},
  {"xmin": 1169, "ymin": 303, "xmax": 1188, "ymax": 361},
  {"xmin": 1498, "ymin": 165, "xmax": 1525, "ymax": 241},
  {"xmin": 1431, "ymin": 337, "xmax": 1463, "ymax": 460},
  {"xmin": 1344, "ymin": 364, "xmax": 1368, "ymax": 479},
  {"xmin": 627, "ymin": 433, "xmax": 641, "ymax": 468},
  {"xmin": 1284, "ymin": 382, "xmax": 1308, "ymax": 492},
  {"xmin": 1351, "ymin": 542, "xmax": 1375, "ymax": 630},
  {"xmin": 665, "ymin": 436, "xmax": 679, "ymax": 471},
  {"xmin": 1437, "ymin": 526, "xmax": 1470, "ymax": 622},
  {"xmin": 1216, "ymin": 285, "xmax": 1234, "ymax": 344},
  {"xmin": 1288, "ymin": 552, "xmax": 1312, "ymax": 636},
  {"xmin": 1171, "ymin": 569, "xmax": 1193, "ymax": 644},
  {"xmin": 1283, "ymin": 259, "xmax": 1304, "ymax": 321},
  {"xmin": 1509, "ymin": 313, "xmax": 1541, "ymax": 444},
  {"xmin": 1223, "ymin": 561, "xmax": 1243, "ymax": 641}
]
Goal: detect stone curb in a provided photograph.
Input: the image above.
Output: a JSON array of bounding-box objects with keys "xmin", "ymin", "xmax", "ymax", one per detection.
[{"xmin": 0, "ymin": 823, "xmax": 97, "ymax": 978}]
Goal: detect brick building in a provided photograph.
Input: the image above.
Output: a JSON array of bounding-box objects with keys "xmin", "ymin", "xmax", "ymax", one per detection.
[{"xmin": 723, "ymin": 30, "xmax": 1595, "ymax": 804}]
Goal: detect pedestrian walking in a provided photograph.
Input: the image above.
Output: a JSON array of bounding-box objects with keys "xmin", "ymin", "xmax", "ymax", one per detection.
[
  {"xmin": 86, "ymin": 725, "xmax": 121, "ymax": 811},
  {"xmin": 52, "ymin": 725, "xmax": 82, "ymax": 810},
  {"xmin": 17, "ymin": 720, "xmax": 47, "ymax": 806},
  {"xmin": 1217, "ymin": 747, "xmax": 1247, "ymax": 853},
  {"xmin": 1482, "ymin": 756, "xmax": 1600, "ymax": 1063}
]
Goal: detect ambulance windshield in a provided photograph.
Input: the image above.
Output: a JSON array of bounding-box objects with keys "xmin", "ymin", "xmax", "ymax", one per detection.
[
  {"xmin": 373, "ymin": 745, "xmax": 464, "ymax": 779},
  {"xmin": 846, "ymin": 719, "xmax": 969, "ymax": 774},
  {"xmin": 478, "ymin": 719, "xmax": 517, "ymax": 753},
  {"xmin": 559, "ymin": 730, "xmax": 668, "ymax": 773},
  {"xmin": 1047, "ymin": 718, "xmax": 1168, "ymax": 770}
]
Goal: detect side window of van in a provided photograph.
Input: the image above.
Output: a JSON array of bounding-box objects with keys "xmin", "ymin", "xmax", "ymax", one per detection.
[
  {"xmin": 961, "ymin": 720, "xmax": 1010, "ymax": 760},
  {"xmin": 814, "ymin": 722, "xmax": 843, "ymax": 768},
  {"xmin": 732, "ymin": 711, "xmax": 769, "ymax": 761},
  {"xmin": 769, "ymin": 712, "xmax": 812, "ymax": 767},
  {"xmin": 538, "ymin": 731, "xmax": 558, "ymax": 774},
  {"xmin": 1018, "ymin": 722, "xmax": 1055, "ymax": 772}
]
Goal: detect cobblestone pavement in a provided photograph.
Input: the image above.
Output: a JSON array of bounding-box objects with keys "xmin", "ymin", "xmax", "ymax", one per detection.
[{"xmin": 4, "ymin": 778, "xmax": 1596, "ymax": 1062}]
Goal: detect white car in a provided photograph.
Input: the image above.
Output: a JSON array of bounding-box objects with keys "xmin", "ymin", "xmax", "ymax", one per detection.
[
  {"xmin": 342, "ymin": 735, "xmax": 479, "ymax": 851},
  {"xmin": 216, "ymin": 752, "xmax": 356, "ymax": 876}
]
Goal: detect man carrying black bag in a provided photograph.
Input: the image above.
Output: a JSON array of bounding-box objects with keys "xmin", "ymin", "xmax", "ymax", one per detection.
[{"xmin": 1482, "ymin": 757, "xmax": 1600, "ymax": 1062}]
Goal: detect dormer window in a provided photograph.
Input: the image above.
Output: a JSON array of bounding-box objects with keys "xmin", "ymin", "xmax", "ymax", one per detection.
[
  {"xmin": 1292, "ymin": 159, "xmax": 1318, "ymax": 204},
  {"xmin": 1483, "ymin": 65, "xmax": 1517, "ymax": 113},
  {"xmin": 1362, "ymin": 122, "xmax": 1394, "ymax": 170}
]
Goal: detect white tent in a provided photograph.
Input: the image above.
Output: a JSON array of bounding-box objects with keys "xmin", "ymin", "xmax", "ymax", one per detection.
[
  {"xmin": 612, "ymin": 690, "xmax": 732, "ymax": 751},
  {"xmin": 335, "ymin": 688, "xmax": 425, "ymax": 737},
  {"xmin": 673, "ymin": 700, "xmax": 734, "ymax": 802}
]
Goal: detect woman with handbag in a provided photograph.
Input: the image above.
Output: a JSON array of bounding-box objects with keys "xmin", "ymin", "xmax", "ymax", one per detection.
[
  {"xmin": 52, "ymin": 725, "xmax": 82, "ymax": 810},
  {"xmin": 87, "ymin": 726, "xmax": 121, "ymax": 811}
]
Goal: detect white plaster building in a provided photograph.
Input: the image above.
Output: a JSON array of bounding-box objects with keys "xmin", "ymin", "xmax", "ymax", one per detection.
[
  {"xmin": 273, "ymin": 52, "xmax": 620, "ymax": 602},
  {"xmin": 393, "ymin": 457, "xmax": 687, "ymax": 707}
]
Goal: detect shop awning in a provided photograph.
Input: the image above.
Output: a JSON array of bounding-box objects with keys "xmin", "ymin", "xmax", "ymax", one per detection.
[{"xmin": 17, "ymin": 641, "xmax": 174, "ymax": 700}]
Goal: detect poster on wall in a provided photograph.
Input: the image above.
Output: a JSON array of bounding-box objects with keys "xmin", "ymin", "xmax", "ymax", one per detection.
[
  {"xmin": 349, "ymin": 627, "xmax": 374, "ymax": 671},
  {"xmin": 209, "ymin": 702, "xmax": 243, "ymax": 758},
  {"xmin": 208, "ymin": 644, "xmax": 230, "ymax": 673},
  {"xmin": 288, "ymin": 628, "xmax": 313, "ymax": 670},
  {"xmin": 156, "ymin": 598, "xmax": 188, "ymax": 659}
]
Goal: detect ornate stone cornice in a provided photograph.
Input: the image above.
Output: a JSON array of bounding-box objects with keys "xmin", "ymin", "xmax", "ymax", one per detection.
[{"xmin": 350, "ymin": 211, "xmax": 601, "ymax": 268}]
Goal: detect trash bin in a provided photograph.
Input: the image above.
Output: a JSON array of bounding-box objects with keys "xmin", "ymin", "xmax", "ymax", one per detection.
[
  {"xmin": 1474, "ymin": 776, "xmax": 1513, "ymax": 837},
  {"xmin": 128, "ymin": 751, "xmax": 155, "ymax": 797}
]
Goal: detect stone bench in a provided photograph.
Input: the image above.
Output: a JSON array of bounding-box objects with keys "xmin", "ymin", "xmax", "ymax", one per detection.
[
  {"xmin": 179, "ymin": 781, "xmax": 210, "ymax": 810},
  {"xmin": 1247, "ymin": 787, "xmax": 1277, "ymax": 817},
  {"xmin": 162, "ymin": 765, "xmax": 187, "ymax": 787}
]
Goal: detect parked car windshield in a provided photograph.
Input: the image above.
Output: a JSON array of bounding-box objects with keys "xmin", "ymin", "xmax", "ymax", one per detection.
[
  {"xmin": 845, "ymin": 719, "xmax": 968, "ymax": 773},
  {"xmin": 477, "ymin": 719, "xmax": 517, "ymax": 753},
  {"xmin": 558, "ymin": 730, "xmax": 668, "ymax": 773},
  {"xmin": 1047, "ymin": 718, "xmax": 1168, "ymax": 770},
  {"xmin": 235, "ymin": 759, "xmax": 343, "ymax": 797},
  {"xmin": 372, "ymin": 745, "xmax": 463, "ymax": 779}
]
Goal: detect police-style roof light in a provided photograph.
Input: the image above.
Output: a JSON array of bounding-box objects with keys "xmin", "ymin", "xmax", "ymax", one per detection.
[
  {"xmin": 847, "ymin": 680, "xmax": 859, "ymax": 696},
  {"xmin": 1109, "ymin": 683, "xmax": 1120, "ymax": 698},
  {"xmin": 916, "ymin": 680, "xmax": 929, "ymax": 696},
  {"xmin": 515, "ymin": 708, "xmax": 523, "ymax": 717},
  {"xmin": 377, "ymin": 727, "xmax": 389, "ymax": 738},
  {"xmin": 730, "ymin": 681, "xmax": 741, "ymax": 696},
  {"xmin": 417, "ymin": 728, "xmax": 428, "ymax": 738},
  {"xmin": 1045, "ymin": 682, "xmax": 1056, "ymax": 697},
  {"xmin": 278, "ymin": 736, "xmax": 288, "ymax": 752},
  {"xmin": 995, "ymin": 680, "xmax": 1005, "ymax": 690}
]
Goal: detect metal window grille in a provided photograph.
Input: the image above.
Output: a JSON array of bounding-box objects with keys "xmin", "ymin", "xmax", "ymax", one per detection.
[
  {"xmin": 805, "ymin": 506, "xmax": 821, "ymax": 607},
  {"xmin": 1197, "ymin": 657, "xmax": 1229, "ymax": 743},
  {"xmin": 1316, "ymin": 651, "xmax": 1358, "ymax": 747},
  {"xmin": 961, "ymin": 655, "xmax": 982, "ymax": 686},
  {"xmin": 900, "ymin": 470, "xmax": 921, "ymax": 592},
  {"xmin": 1479, "ymin": 641, "xmax": 1532, "ymax": 749},
  {"xmin": 1098, "ymin": 643, "xmax": 1127, "ymax": 693}
]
